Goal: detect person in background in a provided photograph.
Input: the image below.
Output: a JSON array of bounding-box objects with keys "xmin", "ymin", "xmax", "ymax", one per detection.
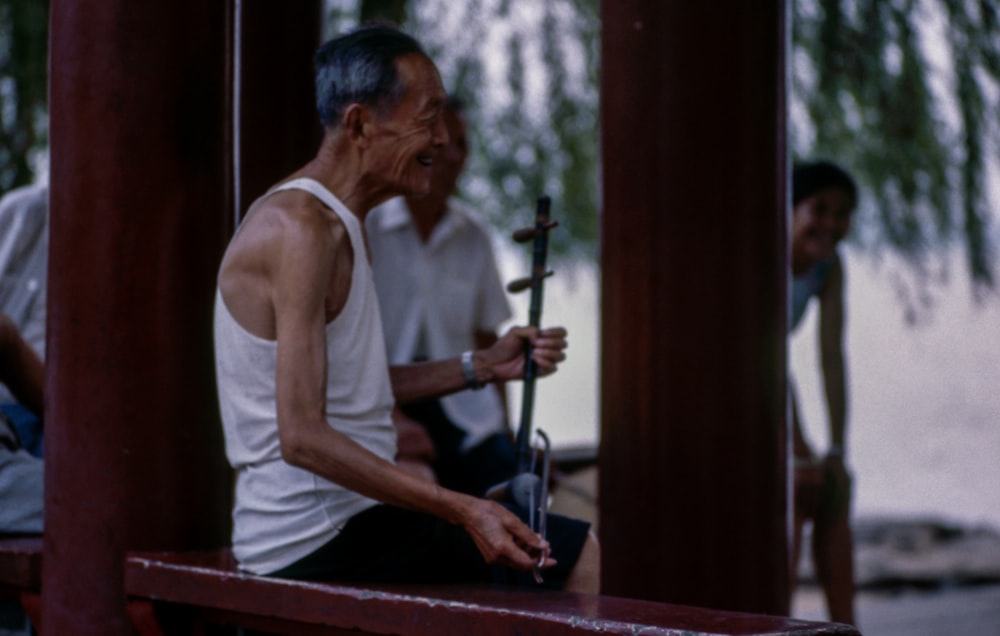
[
  {"xmin": 0, "ymin": 183, "xmax": 48, "ymax": 458},
  {"xmin": 788, "ymin": 159, "xmax": 858, "ymax": 625},
  {"xmin": 366, "ymin": 96, "xmax": 517, "ymax": 496},
  {"xmin": 213, "ymin": 24, "xmax": 599, "ymax": 591}
]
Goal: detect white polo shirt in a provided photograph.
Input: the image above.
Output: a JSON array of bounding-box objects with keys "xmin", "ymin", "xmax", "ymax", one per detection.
[
  {"xmin": 367, "ymin": 197, "xmax": 512, "ymax": 449},
  {"xmin": 0, "ymin": 183, "xmax": 48, "ymax": 356},
  {"xmin": 0, "ymin": 183, "xmax": 48, "ymax": 405}
]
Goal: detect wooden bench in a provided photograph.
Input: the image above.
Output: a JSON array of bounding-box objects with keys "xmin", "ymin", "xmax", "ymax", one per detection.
[
  {"xmin": 125, "ymin": 549, "xmax": 859, "ymax": 635},
  {"xmin": 0, "ymin": 534, "xmax": 44, "ymax": 631}
]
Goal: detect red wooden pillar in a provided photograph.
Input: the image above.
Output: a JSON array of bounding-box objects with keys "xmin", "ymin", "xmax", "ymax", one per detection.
[
  {"xmin": 44, "ymin": 2, "xmax": 234, "ymax": 632},
  {"xmin": 236, "ymin": 1, "xmax": 323, "ymax": 217},
  {"xmin": 599, "ymin": 1, "xmax": 790, "ymax": 615}
]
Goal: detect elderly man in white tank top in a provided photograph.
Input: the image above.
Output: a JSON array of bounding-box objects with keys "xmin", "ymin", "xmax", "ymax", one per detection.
[{"xmin": 213, "ymin": 25, "xmax": 599, "ymax": 592}]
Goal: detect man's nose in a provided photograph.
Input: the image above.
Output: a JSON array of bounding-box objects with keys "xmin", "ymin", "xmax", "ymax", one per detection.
[
  {"xmin": 443, "ymin": 143, "xmax": 463, "ymax": 163},
  {"xmin": 432, "ymin": 117, "xmax": 449, "ymax": 147},
  {"xmin": 818, "ymin": 211, "xmax": 838, "ymax": 229}
]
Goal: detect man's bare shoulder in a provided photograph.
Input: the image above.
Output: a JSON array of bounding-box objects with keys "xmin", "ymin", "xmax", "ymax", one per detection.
[
  {"xmin": 218, "ymin": 188, "xmax": 353, "ymax": 338},
  {"xmin": 242, "ymin": 189, "xmax": 346, "ymax": 245},
  {"xmin": 226, "ymin": 189, "xmax": 355, "ymax": 276}
]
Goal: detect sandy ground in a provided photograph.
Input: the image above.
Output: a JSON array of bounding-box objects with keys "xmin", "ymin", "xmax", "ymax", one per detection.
[{"xmin": 794, "ymin": 584, "xmax": 1000, "ymax": 635}]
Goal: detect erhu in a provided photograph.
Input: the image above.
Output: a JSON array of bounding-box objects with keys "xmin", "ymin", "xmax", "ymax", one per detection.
[{"xmin": 486, "ymin": 195, "xmax": 557, "ymax": 583}]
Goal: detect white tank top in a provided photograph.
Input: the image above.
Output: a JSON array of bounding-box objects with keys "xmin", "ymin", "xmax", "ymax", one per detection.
[{"xmin": 214, "ymin": 178, "xmax": 397, "ymax": 574}]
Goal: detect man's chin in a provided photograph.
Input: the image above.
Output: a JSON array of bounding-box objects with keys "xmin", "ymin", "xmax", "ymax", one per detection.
[
  {"xmin": 403, "ymin": 182, "xmax": 432, "ymax": 198},
  {"xmin": 389, "ymin": 170, "xmax": 433, "ymax": 199}
]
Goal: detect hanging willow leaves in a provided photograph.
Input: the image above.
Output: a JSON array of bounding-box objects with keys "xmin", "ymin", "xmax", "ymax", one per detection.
[
  {"xmin": 337, "ymin": 0, "xmax": 601, "ymax": 260},
  {"xmin": 358, "ymin": 0, "xmax": 407, "ymax": 26},
  {"xmin": 0, "ymin": 0, "xmax": 49, "ymax": 192},
  {"xmin": 792, "ymin": 0, "xmax": 1000, "ymax": 307},
  {"xmin": 1, "ymin": 0, "xmax": 996, "ymax": 299},
  {"xmin": 354, "ymin": 0, "xmax": 999, "ymax": 297}
]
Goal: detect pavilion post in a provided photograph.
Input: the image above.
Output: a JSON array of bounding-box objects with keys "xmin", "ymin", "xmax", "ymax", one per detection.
[
  {"xmin": 599, "ymin": 1, "xmax": 790, "ymax": 614},
  {"xmin": 235, "ymin": 1, "xmax": 323, "ymax": 219},
  {"xmin": 43, "ymin": 2, "xmax": 328, "ymax": 630},
  {"xmin": 44, "ymin": 2, "xmax": 234, "ymax": 632}
]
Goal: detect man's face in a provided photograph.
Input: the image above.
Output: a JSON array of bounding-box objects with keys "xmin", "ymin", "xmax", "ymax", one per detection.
[
  {"xmin": 368, "ymin": 53, "xmax": 448, "ymax": 197},
  {"xmin": 791, "ymin": 186, "xmax": 854, "ymax": 264}
]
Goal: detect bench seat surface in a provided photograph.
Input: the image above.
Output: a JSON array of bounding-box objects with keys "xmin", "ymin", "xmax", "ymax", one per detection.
[
  {"xmin": 0, "ymin": 536, "xmax": 43, "ymax": 590},
  {"xmin": 125, "ymin": 550, "xmax": 859, "ymax": 636}
]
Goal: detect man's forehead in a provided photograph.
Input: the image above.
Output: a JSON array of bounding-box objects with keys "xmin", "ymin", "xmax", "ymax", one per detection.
[{"xmin": 395, "ymin": 53, "xmax": 446, "ymax": 107}]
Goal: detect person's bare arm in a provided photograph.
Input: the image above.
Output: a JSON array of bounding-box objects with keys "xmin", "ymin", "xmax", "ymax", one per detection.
[
  {"xmin": 818, "ymin": 253, "xmax": 848, "ymax": 456},
  {"xmin": 475, "ymin": 329, "xmax": 510, "ymax": 423},
  {"xmin": 789, "ymin": 380, "xmax": 813, "ymax": 459},
  {"xmin": 388, "ymin": 326, "xmax": 567, "ymax": 405},
  {"xmin": 268, "ymin": 206, "xmax": 551, "ymax": 573}
]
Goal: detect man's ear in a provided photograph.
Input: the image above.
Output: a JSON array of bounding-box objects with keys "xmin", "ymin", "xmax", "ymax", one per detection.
[{"xmin": 342, "ymin": 103, "xmax": 374, "ymax": 147}]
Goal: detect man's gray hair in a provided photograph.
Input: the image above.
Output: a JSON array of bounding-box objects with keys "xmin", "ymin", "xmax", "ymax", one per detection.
[{"xmin": 314, "ymin": 24, "xmax": 427, "ymax": 128}]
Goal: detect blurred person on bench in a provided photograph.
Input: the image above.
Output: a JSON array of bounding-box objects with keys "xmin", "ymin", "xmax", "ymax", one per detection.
[
  {"xmin": 213, "ymin": 24, "xmax": 599, "ymax": 592},
  {"xmin": 366, "ymin": 96, "xmax": 518, "ymax": 496}
]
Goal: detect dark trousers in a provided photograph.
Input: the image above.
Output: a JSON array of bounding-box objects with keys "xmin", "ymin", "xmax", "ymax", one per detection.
[{"xmin": 400, "ymin": 399, "xmax": 518, "ymax": 497}]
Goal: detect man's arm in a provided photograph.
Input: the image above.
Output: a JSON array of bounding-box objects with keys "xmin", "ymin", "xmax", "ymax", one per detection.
[
  {"xmin": 269, "ymin": 206, "xmax": 553, "ymax": 574},
  {"xmin": 818, "ymin": 253, "xmax": 848, "ymax": 456},
  {"xmin": 0, "ymin": 311, "xmax": 44, "ymax": 416},
  {"xmin": 475, "ymin": 329, "xmax": 510, "ymax": 423},
  {"xmin": 789, "ymin": 380, "xmax": 812, "ymax": 459},
  {"xmin": 388, "ymin": 325, "xmax": 567, "ymax": 404}
]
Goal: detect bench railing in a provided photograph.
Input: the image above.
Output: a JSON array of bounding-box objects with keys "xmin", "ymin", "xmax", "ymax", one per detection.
[
  {"xmin": 0, "ymin": 534, "xmax": 44, "ymax": 632},
  {"xmin": 124, "ymin": 548, "xmax": 860, "ymax": 636}
]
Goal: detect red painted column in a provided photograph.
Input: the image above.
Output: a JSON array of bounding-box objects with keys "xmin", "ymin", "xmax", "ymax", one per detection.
[
  {"xmin": 599, "ymin": 1, "xmax": 790, "ymax": 614},
  {"xmin": 44, "ymin": 2, "xmax": 234, "ymax": 632},
  {"xmin": 237, "ymin": 1, "xmax": 323, "ymax": 217}
]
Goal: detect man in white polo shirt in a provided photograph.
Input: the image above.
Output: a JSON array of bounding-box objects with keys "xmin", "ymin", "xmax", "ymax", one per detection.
[{"xmin": 367, "ymin": 97, "xmax": 517, "ymax": 496}]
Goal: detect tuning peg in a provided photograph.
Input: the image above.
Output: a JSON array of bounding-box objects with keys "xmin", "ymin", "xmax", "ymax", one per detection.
[
  {"xmin": 507, "ymin": 271, "xmax": 554, "ymax": 293},
  {"xmin": 512, "ymin": 221, "xmax": 559, "ymax": 243}
]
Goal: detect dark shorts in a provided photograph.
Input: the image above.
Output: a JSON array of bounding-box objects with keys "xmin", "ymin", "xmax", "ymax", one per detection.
[
  {"xmin": 268, "ymin": 503, "xmax": 590, "ymax": 590},
  {"xmin": 795, "ymin": 461, "xmax": 853, "ymax": 522}
]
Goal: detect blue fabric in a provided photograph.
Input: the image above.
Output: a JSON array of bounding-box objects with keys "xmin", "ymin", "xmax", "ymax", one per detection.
[
  {"xmin": 789, "ymin": 257, "xmax": 833, "ymax": 333},
  {"xmin": 0, "ymin": 403, "xmax": 42, "ymax": 458}
]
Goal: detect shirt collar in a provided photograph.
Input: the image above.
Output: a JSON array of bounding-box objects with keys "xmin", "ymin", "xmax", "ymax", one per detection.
[
  {"xmin": 374, "ymin": 197, "xmax": 468, "ymax": 239},
  {"xmin": 373, "ymin": 197, "xmax": 412, "ymax": 232}
]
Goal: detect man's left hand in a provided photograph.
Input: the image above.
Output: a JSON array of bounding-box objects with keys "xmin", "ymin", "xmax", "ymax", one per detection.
[{"xmin": 483, "ymin": 326, "xmax": 568, "ymax": 383}]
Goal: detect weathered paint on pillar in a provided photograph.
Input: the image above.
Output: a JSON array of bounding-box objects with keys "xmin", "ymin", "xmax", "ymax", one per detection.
[
  {"xmin": 237, "ymin": 1, "xmax": 323, "ymax": 217},
  {"xmin": 44, "ymin": 2, "xmax": 234, "ymax": 632},
  {"xmin": 599, "ymin": 1, "xmax": 789, "ymax": 615}
]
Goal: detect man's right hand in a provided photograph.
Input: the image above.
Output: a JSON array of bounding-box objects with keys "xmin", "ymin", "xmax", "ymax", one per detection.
[{"xmin": 457, "ymin": 496, "xmax": 554, "ymax": 573}]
